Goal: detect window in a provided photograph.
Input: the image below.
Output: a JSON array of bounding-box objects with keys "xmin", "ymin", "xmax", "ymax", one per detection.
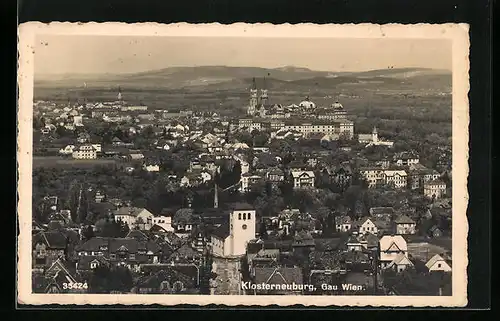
[
  {"xmin": 248, "ymin": 213, "xmax": 251, "ymax": 220},
  {"xmin": 238, "ymin": 213, "xmax": 241, "ymax": 220},
  {"xmin": 243, "ymin": 213, "xmax": 246, "ymax": 220},
  {"xmin": 110, "ymin": 254, "xmax": 116, "ymax": 260},
  {"xmin": 437, "ymin": 263, "xmax": 441, "ymax": 268},
  {"xmin": 90, "ymin": 262, "xmax": 98, "ymax": 269}
]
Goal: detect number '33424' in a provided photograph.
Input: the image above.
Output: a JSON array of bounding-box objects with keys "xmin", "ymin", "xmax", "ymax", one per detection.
[{"xmin": 62, "ymin": 282, "xmax": 88, "ymax": 290}]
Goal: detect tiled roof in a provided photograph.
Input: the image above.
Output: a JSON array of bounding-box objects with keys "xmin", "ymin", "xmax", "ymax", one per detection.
[
  {"xmin": 33, "ymin": 231, "xmax": 67, "ymax": 249},
  {"xmin": 226, "ymin": 202, "xmax": 255, "ymax": 211},
  {"xmin": 253, "ymin": 267, "xmax": 303, "ymax": 285},
  {"xmin": 393, "ymin": 215, "xmax": 416, "ymax": 225},
  {"xmin": 114, "ymin": 207, "xmax": 147, "ymax": 217}
]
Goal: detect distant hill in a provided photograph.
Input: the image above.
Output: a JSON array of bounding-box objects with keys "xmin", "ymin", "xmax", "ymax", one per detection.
[{"xmin": 34, "ymin": 65, "xmax": 451, "ymax": 92}]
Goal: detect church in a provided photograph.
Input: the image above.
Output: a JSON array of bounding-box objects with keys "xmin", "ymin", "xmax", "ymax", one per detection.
[
  {"xmin": 358, "ymin": 126, "xmax": 394, "ymax": 148},
  {"xmin": 210, "ymin": 203, "xmax": 257, "ymax": 257},
  {"xmin": 247, "ymin": 78, "xmax": 270, "ymax": 116}
]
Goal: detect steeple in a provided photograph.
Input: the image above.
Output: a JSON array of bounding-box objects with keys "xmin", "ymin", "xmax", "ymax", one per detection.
[
  {"xmin": 372, "ymin": 126, "xmax": 378, "ymax": 143},
  {"xmin": 117, "ymin": 86, "xmax": 122, "ymax": 101},
  {"xmin": 260, "ymin": 77, "xmax": 269, "ymax": 106},
  {"xmin": 248, "ymin": 78, "xmax": 259, "ymax": 115},
  {"xmin": 213, "ymin": 182, "xmax": 219, "ymax": 209}
]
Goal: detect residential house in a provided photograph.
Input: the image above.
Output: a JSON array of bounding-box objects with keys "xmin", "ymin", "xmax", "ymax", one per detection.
[
  {"xmin": 335, "ymin": 216, "xmax": 352, "ymax": 233},
  {"xmin": 172, "ymin": 208, "xmax": 195, "ymax": 234},
  {"xmin": 266, "ymin": 168, "xmax": 285, "ymax": 184},
  {"xmin": 386, "ymin": 252, "xmax": 414, "ymax": 273},
  {"xmin": 129, "ymin": 153, "xmax": 145, "ymax": 161},
  {"xmin": 394, "ymin": 152, "xmax": 420, "ymax": 166},
  {"xmin": 75, "ymin": 237, "xmax": 163, "ymax": 272},
  {"xmin": 114, "ymin": 207, "xmax": 155, "ymax": 230},
  {"xmin": 369, "ymin": 207, "xmax": 394, "ymax": 221},
  {"xmin": 353, "ymin": 217, "xmax": 378, "ymax": 235},
  {"xmin": 249, "ymin": 267, "xmax": 304, "ymax": 295},
  {"xmin": 393, "ymin": 215, "xmax": 417, "ymax": 235},
  {"xmin": 33, "ymin": 258, "xmax": 86, "ymax": 294},
  {"xmin": 379, "ymin": 235, "xmax": 408, "ymax": 269},
  {"xmin": 240, "ymin": 173, "xmax": 262, "ymax": 193},
  {"xmin": 143, "ymin": 162, "xmax": 160, "ymax": 172},
  {"xmin": 152, "ymin": 216, "xmax": 174, "ymax": 232},
  {"xmin": 427, "ymin": 225, "xmax": 443, "ymax": 238},
  {"xmin": 133, "ymin": 267, "xmax": 198, "ymax": 294},
  {"xmin": 424, "ymin": 180, "xmax": 447, "ymax": 199},
  {"xmin": 32, "ymin": 231, "xmax": 69, "ymax": 271},
  {"xmin": 72, "ymin": 145, "xmax": 97, "ymax": 159},
  {"xmin": 167, "ymin": 244, "xmax": 202, "ymax": 264},
  {"xmin": 76, "ymin": 255, "xmax": 110, "ymax": 272},
  {"xmin": 360, "ymin": 168, "xmax": 407, "ymax": 188},
  {"xmin": 291, "ymin": 170, "xmax": 315, "ymax": 189},
  {"xmin": 408, "ymin": 164, "xmax": 441, "ymax": 190},
  {"xmin": 425, "ymin": 254, "xmax": 452, "ymax": 272}
]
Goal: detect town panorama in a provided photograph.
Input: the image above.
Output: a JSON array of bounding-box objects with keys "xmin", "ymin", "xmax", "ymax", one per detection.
[{"xmin": 32, "ymin": 63, "xmax": 453, "ymax": 296}]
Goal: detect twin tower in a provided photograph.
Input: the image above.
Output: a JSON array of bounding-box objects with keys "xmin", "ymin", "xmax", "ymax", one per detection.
[{"xmin": 247, "ymin": 77, "xmax": 269, "ymax": 116}]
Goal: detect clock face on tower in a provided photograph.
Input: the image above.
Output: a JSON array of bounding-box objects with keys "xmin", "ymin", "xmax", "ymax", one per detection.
[{"xmin": 242, "ymin": 224, "xmax": 247, "ymax": 230}]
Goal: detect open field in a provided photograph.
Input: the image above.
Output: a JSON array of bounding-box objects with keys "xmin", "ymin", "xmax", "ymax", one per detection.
[{"xmin": 33, "ymin": 156, "xmax": 118, "ymax": 169}]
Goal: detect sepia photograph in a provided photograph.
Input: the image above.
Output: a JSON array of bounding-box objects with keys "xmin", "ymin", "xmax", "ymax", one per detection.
[{"xmin": 17, "ymin": 22, "xmax": 469, "ymax": 306}]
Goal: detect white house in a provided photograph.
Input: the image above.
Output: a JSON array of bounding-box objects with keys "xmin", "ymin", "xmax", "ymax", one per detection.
[
  {"xmin": 143, "ymin": 164, "xmax": 160, "ymax": 172},
  {"xmin": 360, "ymin": 168, "xmax": 408, "ymax": 189},
  {"xmin": 424, "ymin": 180, "xmax": 447, "ymax": 199},
  {"xmin": 114, "ymin": 207, "xmax": 154, "ymax": 230},
  {"xmin": 291, "ymin": 170, "xmax": 315, "ymax": 189},
  {"xmin": 425, "ymin": 254, "xmax": 452, "ymax": 272},
  {"xmin": 59, "ymin": 145, "xmax": 75, "ymax": 155},
  {"xmin": 355, "ymin": 217, "xmax": 378, "ymax": 235},
  {"xmin": 72, "ymin": 145, "xmax": 97, "ymax": 159},
  {"xmin": 386, "ymin": 252, "xmax": 414, "ymax": 273},
  {"xmin": 151, "ymin": 216, "xmax": 174, "ymax": 232},
  {"xmin": 393, "ymin": 215, "xmax": 416, "ymax": 235},
  {"xmin": 379, "ymin": 235, "xmax": 408, "ymax": 269},
  {"xmin": 211, "ymin": 203, "xmax": 256, "ymax": 257}
]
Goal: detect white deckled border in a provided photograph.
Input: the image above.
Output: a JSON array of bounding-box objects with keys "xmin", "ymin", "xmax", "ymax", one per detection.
[{"xmin": 17, "ymin": 22, "xmax": 469, "ymax": 307}]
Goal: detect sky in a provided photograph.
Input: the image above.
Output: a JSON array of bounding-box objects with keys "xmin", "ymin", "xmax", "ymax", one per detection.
[{"xmin": 34, "ymin": 35, "xmax": 452, "ymax": 75}]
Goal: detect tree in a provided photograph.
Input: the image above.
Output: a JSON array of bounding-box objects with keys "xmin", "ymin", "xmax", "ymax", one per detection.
[
  {"xmin": 82, "ymin": 225, "xmax": 95, "ymax": 242},
  {"xmin": 259, "ymin": 221, "xmax": 268, "ymax": 240}
]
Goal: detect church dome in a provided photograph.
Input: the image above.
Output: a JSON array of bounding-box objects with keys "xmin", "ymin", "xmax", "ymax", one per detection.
[
  {"xmin": 299, "ymin": 97, "xmax": 316, "ymax": 109},
  {"xmin": 332, "ymin": 101, "xmax": 344, "ymax": 109}
]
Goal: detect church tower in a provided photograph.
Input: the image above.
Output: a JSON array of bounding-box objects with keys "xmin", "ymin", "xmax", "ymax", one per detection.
[
  {"xmin": 372, "ymin": 126, "xmax": 378, "ymax": 143},
  {"xmin": 259, "ymin": 77, "xmax": 269, "ymax": 106},
  {"xmin": 247, "ymin": 78, "xmax": 258, "ymax": 116},
  {"xmin": 117, "ymin": 86, "xmax": 122, "ymax": 101},
  {"xmin": 229, "ymin": 205, "xmax": 256, "ymax": 256}
]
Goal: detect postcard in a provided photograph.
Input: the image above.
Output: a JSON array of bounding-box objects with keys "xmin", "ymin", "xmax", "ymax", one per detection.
[{"xmin": 17, "ymin": 22, "xmax": 469, "ymax": 306}]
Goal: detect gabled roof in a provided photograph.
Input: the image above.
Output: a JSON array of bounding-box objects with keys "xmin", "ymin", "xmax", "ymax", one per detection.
[
  {"xmin": 291, "ymin": 170, "xmax": 315, "ymax": 178},
  {"xmin": 335, "ymin": 215, "xmax": 352, "ymax": 225},
  {"xmin": 227, "ymin": 202, "xmax": 255, "ymax": 211},
  {"xmin": 253, "ymin": 267, "xmax": 303, "ymax": 286},
  {"xmin": 393, "ymin": 215, "xmax": 416, "ymax": 225},
  {"xmin": 114, "ymin": 207, "xmax": 149, "ymax": 217},
  {"xmin": 75, "ymin": 237, "xmax": 110, "ymax": 252},
  {"xmin": 379, "ymin": 235, "xmax": 407, "ymax": 252},
  {"xmin": 387, "ymin": 253, "xmax": 414, "ymax": 267},
  {"xmin": 33, "ymin": 231, "xmax": 67, "ymax": 249},
  {"xmin": 425, "ymin": 254, "xmax": 449, "ymax": 270}
]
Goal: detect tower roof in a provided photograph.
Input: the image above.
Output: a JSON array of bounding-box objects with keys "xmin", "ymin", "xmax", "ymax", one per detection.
[{"xmin": 252, "ymin": 78, "xmax": 257, "ymax": 90}]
